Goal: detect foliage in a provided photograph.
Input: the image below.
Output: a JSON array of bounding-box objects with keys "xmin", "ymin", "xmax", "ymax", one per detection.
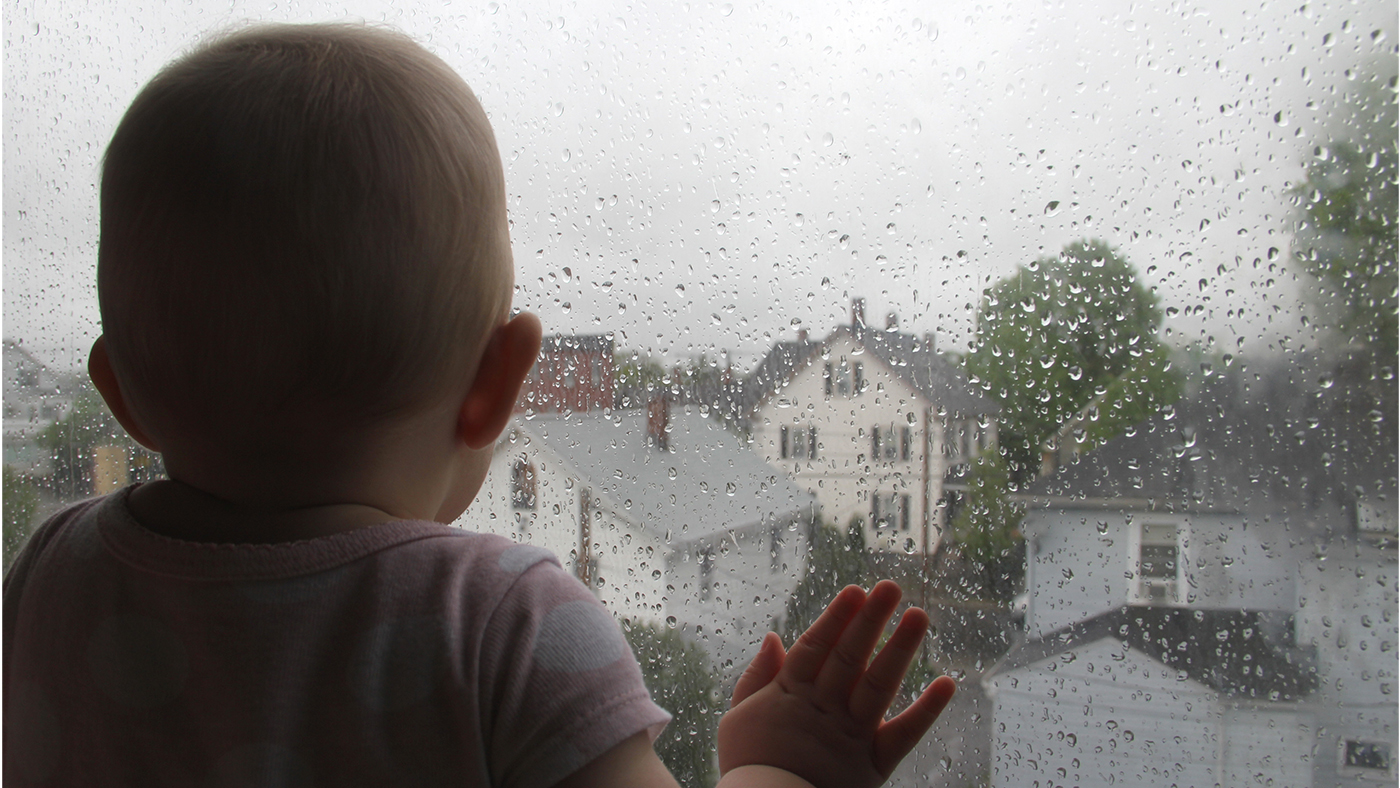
[
  {"xmin": 614, "ymin": 351, "xmax": 669, "ymax": 408},
  {"xmin": 781, "ymin": 517, "xmax": 873, "ymax": 644},
  {"xmin": 1290, "ymin": 62, "xmax": 1398, "ymax": 365},
  {"xmin": 949, "ymin": 450, "xmax": 1024, "ymax": 601},
  {"xmin": 4, "ymin": 466, "xmax": 41, "ymax": 570},
  {"xmin": 965, "ymin": 239, "xmax": 1182, "ymax": 481},
  {"xmin": 623, "ymin": 620, "xmax": 722, "ymax": 788}
]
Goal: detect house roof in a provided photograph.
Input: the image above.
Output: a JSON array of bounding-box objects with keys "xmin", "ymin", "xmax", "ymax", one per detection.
[
  {"xmin": 513, "ymin": 407, "xmax": 815, "ymax": 546},
  {"xmin": 742, "ymin": 325, "xmax": 997, "ymax": 418},
  {"xmin": 990, "ymin": 605, "xmax": 1318, "ymax": 701},
  {"xmin": 1027, "ymin": 354, "xmax": 1398, "ymax": 535}
]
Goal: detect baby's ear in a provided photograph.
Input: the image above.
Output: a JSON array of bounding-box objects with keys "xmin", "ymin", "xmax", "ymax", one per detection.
[
  {"xmin": 87, "ymin": 336, "xmax": 162, "ymax": 452},
  {"xmin": 457, "ymin": 312, "xmax": 543, "ymax": 449}
]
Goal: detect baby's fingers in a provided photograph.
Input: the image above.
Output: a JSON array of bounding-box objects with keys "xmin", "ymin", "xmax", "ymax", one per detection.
[
  {"xmin": 813, "ymin": 580, "xmax": 902, "ymax": 700},
  {"xmin": 781, "ymin": 585, "xmax": 866, "ymax": 683},
  {"xmin": 873, "ymin": 675, "xmax": 957, "ymax": 777},
  {"xmin": 847, "ymin": 606, "xmax": 927, "ymax": 725},
  {"xmin": 732, "ymin": 632, "xmax": 785, "ymax": 708}
]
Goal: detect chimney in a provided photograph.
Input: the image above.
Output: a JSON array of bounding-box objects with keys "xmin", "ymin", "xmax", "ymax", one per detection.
[
  {"xmin": 851, "ymin": 298, "xmax": 866, "ymax": 331},
  {"xmin": 886, "ymin": 312, "xmax": 898, "ymax": 330},
  {"xmin": 796, "ymin": 328, "xmax": 809, "ymax": 343},
  {"xmin": 923, "ymin": 332, "xmax": 936, "ymax": 353},
  {"xmin": 646, "ymin": 393, "xmax": 670, "ymax": 452}
]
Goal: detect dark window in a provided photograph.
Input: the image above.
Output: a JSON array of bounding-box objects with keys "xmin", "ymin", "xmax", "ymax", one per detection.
[
  {"xmin": 1345, "ymin": 740, "xmax": 1392, "ymax": 771},
  {"xmin": 510, "ymin": 457, "xmax": 537, "ymax": 510}
]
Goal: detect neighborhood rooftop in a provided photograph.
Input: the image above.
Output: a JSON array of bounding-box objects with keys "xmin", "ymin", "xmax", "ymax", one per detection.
[
  {"xmin": 991, "ymin": 604, "xmax": 1319, "ymax": 701},
  {"xmin": 516, "ymin": 408, "xmax": 815, "ymax": 544},
  {"xmin": 1028, "ymin": 355, "xmax": 1398, "ymax": 534}
]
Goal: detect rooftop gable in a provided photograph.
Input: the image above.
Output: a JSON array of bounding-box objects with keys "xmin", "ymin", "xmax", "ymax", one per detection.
[
  {"xmin": 990, "ymin": 605, "xmax": 1318, "ymax": 700},
  {"xmin": 1029, "ymin": 354, "xmax": 1397, "ymax": 534},
  {"xmin": 743, "ymin": 325, "xmax": 997, "ymax": 418}
]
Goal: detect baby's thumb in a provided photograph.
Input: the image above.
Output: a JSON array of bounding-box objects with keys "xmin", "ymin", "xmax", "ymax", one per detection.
[{"xmin": 730, "ymin": 632, "xmax": 785, "ymax": 707}]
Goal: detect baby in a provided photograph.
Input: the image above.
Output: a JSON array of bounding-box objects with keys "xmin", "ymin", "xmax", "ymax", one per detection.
[{"xmin": 3, "ymin": 24, "xmax": 955, "ymax": 787}]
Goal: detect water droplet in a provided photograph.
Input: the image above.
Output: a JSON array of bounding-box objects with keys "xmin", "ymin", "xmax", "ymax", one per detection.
[
  {"xmin": 821, "ymin": 132, "xmax": 834, "ymax": 147},
  {"xmin": 1044, "ymin": 201, "xmax": 1061, "ymax": 216}
]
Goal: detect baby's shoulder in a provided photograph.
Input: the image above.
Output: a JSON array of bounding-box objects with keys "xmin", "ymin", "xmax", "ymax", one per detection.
[{"xmin": 379, "ymin": 526, "xmax": 577, "ymax": 611}]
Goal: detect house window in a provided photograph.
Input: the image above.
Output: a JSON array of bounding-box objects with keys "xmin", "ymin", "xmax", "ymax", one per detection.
[
  {"xmin": 872, "ymin": 492, "xmax": 910, "ymax": 531},
  {"xmin": 872, "ymin": 425, "xmax": 906, "ymax": 461},
  {"xmin": 1135, "ymin": 522, "xmax": 1182, "ymax": 604},
  {"xmin": 780, "ymin": 424, "xmax": 817, "ymax": 460},
  {"xmin": 825, "ymin": 361, "xmax": 852, "ymax": 397},
  {"xmin": 510, "ymin": 457, "xmax": 537, "ymax": 510},
  {"xmin": 1342, "ymin": 740, "xmax": 1393, "ymax": 774},
  {"xmin": 699, "ymin": 545, "xmax": 716, "ymax": 599}
]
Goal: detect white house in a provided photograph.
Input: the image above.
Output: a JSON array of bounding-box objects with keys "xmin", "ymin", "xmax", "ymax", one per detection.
[
  {"xmin": 986, "ymin": 362, "xmax": 1398, "ymax": 788},
  {"xmin": 743, "ymin": 299, "xmax": 998, "ymax": 554},
  {"xmin": 467, "ymin": 402, "xmax": 816, "ymax": 679}
]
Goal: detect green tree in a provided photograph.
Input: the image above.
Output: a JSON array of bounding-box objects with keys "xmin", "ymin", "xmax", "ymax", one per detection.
[
  {"xmin": 614, "ymin": 351, "xmax": 668, "ymax": 408},
  {"xmin": 4, "ymin": 466, "xmax": 41, "ymax": 569},
  {"xmin": 781, "ymin": 517, "xmax": 872, "ymax": 644},
  {"xmin": 1290, "ymin": 62, "xmax": 1397, "ymax": 365},
  {"xmin": 965, "ymin": 239, "xmax": 1182, "ymax": 481},
  {"xmin": 949, "ymin": 450, "xmax": 1024, "ymax": 601},
  {"xmin": 623, "ymin": 620, "xmax": 722, "ymax": 788}
]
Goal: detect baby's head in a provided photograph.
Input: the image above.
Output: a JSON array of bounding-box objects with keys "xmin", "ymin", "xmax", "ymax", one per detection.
[{"xmin": 96, "ymin": 24, "xmax": 514, "ymax": 488}]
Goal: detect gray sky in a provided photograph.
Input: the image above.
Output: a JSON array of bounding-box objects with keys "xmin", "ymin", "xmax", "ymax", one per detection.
[{"xmin": 5, "ymin": 0, "xmax": 1394, "ymax": 373}]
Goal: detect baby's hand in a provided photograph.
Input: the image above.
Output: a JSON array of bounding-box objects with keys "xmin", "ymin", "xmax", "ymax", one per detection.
[{"xmin": 717, "ymin": 581, "xmax": 956, "ymax": 788}]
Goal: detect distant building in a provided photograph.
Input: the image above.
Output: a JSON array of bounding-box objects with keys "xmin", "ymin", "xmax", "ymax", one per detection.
[
  {"xmin": 742, "ymin": 298, "xmax": 998, "ymax": 553},
  {"xmin": 986, "ymin": 362, "xmax": 1398, "ymax": 788},
  {"xmin": 520, "ymin": 334, "xmax": 615, "ymax": 414}
]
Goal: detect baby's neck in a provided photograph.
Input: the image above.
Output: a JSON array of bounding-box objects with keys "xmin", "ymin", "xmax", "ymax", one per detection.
[{"xmin": 127, "ymin": 479, "xmax": 403, "ymax": 544}]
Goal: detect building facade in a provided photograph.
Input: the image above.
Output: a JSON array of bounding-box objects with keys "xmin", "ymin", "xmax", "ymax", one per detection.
[{"xmin": 743, "ymin": 299, "xmax": 998, "ymax": 553}]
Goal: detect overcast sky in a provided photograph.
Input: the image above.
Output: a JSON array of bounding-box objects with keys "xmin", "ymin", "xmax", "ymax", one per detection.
[{"xmin": 5, "ymin": 0, "xmax": 1394, "ymax": 373}]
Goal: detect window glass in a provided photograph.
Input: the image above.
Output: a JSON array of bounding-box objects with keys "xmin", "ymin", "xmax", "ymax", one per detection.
[{"xmin": 5, "ymin": 1, "xmax": 1394, "ymax": 786}]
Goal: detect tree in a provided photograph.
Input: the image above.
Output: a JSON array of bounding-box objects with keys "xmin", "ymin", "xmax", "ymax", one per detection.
[
  {"xmin": 781, "ymin": 517, "xmax": 872, "ymax": 644},
  {"xmin": 4, "ymin": 466, "xmax": 41, "ymax": 570},
  {"xmin": 614, "ymin": 351, "xmax": 668, "ymax": 408},
  {"xmin": 623, "ymin": 620, "xmax": 722, "ymax": 788},
  {"xmin": 965, "ymin": 239, "xmax": 1182, "ymax": 481},
  {"xmin": 1290, "ymin": 62, "xmax": 1398, "ymax": 365},
  {"xmin": 949, "ymin": 450, "xmax": 1024, "ymax": 602}
]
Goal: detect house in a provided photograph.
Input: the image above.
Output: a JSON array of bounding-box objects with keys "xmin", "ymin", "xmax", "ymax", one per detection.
[
  {"xmin": 985, "ymin": 359, "xmax": 1398, "ymax": 787},
  {"xmin": 742, "ymin": 298, "xmax": 998, "ymax": 553},
  {"xmin": 519, "ymin": 334, "xmax": 615, "ymax": 414},
  {"xmin": 469, "ymin": 401, "xmax": 816, "ymax": 680}
]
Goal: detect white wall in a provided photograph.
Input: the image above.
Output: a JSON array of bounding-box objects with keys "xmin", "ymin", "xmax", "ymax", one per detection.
[
  {"xmin": 468, "ymin": 432, "xmax": 671, "ymax": 626},
  {"xmin": 1022, "ymin": 508, "xmax": 1297, "ymax": 638},
  {"xmin": 471, "ymin": 426, "xmax": 811, "ymax": 683},
  {"xmin": 988, "ymin": 639, "xmax": 1315, "ymax": 788},
  {"xmin": 1294, "ymin": 547, "xmax": 1399, "ymax": 787},
  {"xmin": 667, "ymin": 518, "xmax": 810, "ymax": 682}
]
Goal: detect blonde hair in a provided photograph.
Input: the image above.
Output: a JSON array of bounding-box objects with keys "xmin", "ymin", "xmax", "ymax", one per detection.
[{"xmin": 98, "ymin": 24, "xmax": 511, "ymax": 455}]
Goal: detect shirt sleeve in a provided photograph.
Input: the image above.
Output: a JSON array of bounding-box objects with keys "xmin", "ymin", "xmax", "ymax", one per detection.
[{"xmin": 477, "ymin": 555, "xmax": 671, "ymax": 788}]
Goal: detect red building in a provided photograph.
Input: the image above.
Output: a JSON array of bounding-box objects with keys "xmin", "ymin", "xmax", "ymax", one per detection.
[{"xmin": 520, "ymin": 334, "xmax": 615, "ymax": 413}]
